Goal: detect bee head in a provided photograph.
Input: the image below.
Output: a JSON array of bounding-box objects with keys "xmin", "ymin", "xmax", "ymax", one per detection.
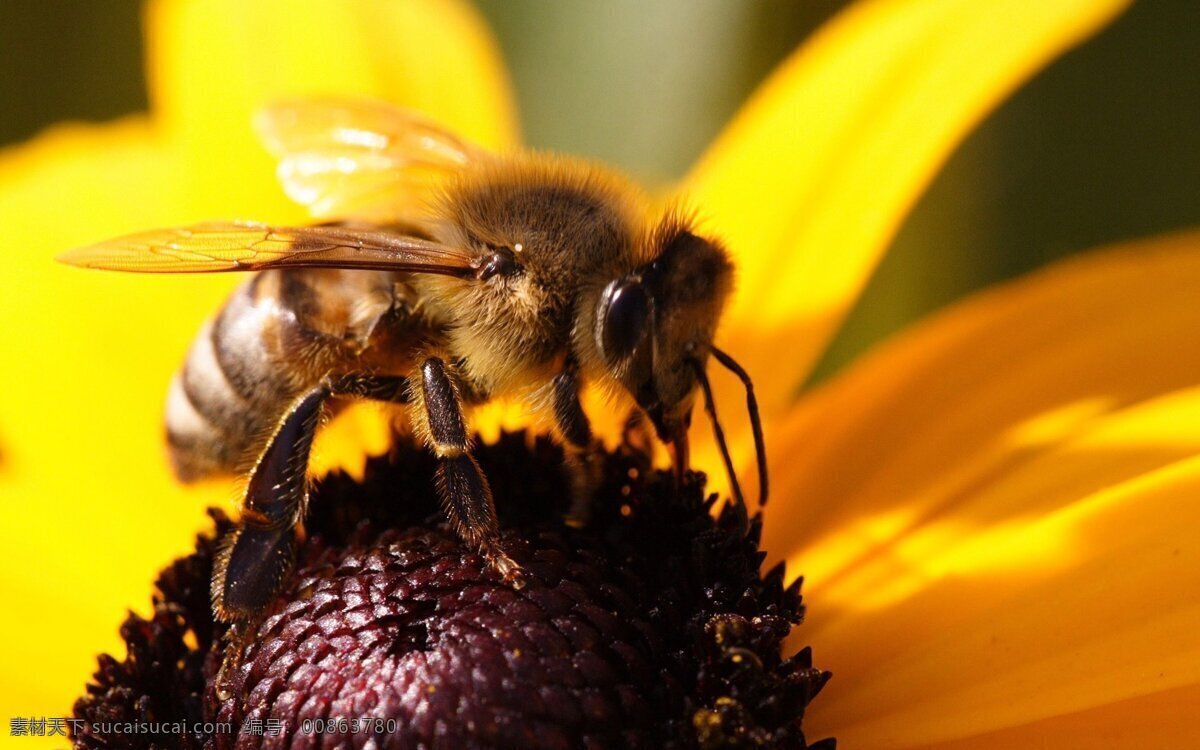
[{"xmin": 594, "ymin": 222, "xmax": 734, "ymax": 446}]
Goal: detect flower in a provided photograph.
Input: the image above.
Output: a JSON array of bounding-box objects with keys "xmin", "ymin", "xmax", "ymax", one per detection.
[
  {"xmin": 73, "ymin": 433, "xmax": 829, "ymax": 748},
  {"xmin": 6, "ymin": 0, "xmax": 1197, "ymax": 746}
]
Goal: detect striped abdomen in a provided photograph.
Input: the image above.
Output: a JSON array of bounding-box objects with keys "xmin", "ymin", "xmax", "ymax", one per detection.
[{"xmin": 165, "ymin": 268, "xmax": 400, "ymax": 481}]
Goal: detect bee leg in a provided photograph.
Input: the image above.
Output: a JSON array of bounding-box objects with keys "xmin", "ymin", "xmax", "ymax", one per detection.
[
  {"xmin": 552, "ymin": 358, "xmax": 599, "ymax": 526},
  {"xmin": 212, "ymin": 386, "xmax": 327, "ymax": 697},
  {"xmin": 419, "ymin": 357, "xmax": 524, "ymax": 588}
]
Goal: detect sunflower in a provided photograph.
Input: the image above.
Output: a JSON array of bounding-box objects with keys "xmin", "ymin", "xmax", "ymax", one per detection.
[{"xmin": 4, "ymin": 0, "xmax": 1196, "ymax": 746}]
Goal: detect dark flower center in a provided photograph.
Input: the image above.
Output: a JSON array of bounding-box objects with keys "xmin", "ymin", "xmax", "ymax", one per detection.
[{"xmin": 73, "ymin": 432, "xmax": 832, "ymax": 749}]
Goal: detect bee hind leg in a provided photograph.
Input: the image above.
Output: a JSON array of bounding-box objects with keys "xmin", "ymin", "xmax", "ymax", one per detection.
[
  {"xmin": 419, "ymin": 357, "xmax": 524, "ymax": 588},
  {"xmin": 212, "ymin": 385, "xmax": 327, "ymax": 698}
]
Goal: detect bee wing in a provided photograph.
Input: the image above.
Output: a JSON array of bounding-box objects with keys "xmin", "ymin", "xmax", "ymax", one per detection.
[
  {"xmin": 255, "ymin": 98, "xmax": 485, "ymax": 221},
  {"xmin": 58, "ymin": 221, "xmax": 476, "ymax": 276}
]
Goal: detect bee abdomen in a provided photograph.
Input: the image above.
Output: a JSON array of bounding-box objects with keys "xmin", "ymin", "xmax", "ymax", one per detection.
[
  {"xmin": 165, "ymin": 370, "xmax": 244, "ymax": 481},
  {"xmin": 165, "ymin": 279, "xmax": 295, "ymax": 481}
]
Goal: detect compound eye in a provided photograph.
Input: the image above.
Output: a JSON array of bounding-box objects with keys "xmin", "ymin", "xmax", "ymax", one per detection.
[{"xmin": 600, "ymin": 279, "xmax": 650, "ymax": 362}]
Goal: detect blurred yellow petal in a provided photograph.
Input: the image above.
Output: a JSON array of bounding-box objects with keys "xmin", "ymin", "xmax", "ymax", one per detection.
[
  {"xmin": 685, "ymin": 0, "xmax": 1131, "ymax": 418},
  {"xmin": 150, "ymin": 0, "xmax": 517, "ymax": 148},
  {"xmin": 756, "ymin": 233, "xmax": 1200, "ymax": 745},
  {"xmin": 0, "ymin": 120, "xmax": 234, "ymax": 718},
  {"xmin": 0, "ymin": 0, "xmax": 516, "ymax": 725},
  {"xmin": 148, "ymin": 0, "xmax": 517, "ymax": 214}
]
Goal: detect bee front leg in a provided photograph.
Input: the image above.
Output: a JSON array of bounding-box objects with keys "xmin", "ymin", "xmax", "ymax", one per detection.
[
  {"xmin": 211, "ymin": 385, "xmax": 327, "ymax": 697},
  {"xmin": 418, "ymin": 357, "xmax": 524, "ymax": 588},
  {"xmin": 552, "ymin": 358, "xmax": 599, "ymax": 525}
]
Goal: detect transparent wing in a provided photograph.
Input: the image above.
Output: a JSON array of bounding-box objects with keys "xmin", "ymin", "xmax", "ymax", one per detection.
[
  {"xmin": 58, "ymin": 221, "xmax": 476, "ymax": 276},
  {"xmin": 255, "ymin": 98, "xmax": 485, "ymax": 221}
]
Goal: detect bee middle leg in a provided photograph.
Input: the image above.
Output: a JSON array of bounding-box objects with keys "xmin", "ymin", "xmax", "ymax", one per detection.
[
  {"xmin": 552, "ymin": 357, "xmax": 599, "ymax": 525},
  {"xmin": 419, "ymin": 356, "xmax": 523, "ymax": 587}
]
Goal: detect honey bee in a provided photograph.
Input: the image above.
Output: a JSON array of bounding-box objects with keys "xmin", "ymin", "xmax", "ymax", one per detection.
[{"xmin": 60, "ymin": 99, "xmax": 767, "ymax": 687}]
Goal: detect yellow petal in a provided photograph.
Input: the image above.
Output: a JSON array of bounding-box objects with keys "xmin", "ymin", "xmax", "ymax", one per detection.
[
  {"xmin": 684, "ymin": 0, "xmax": 1131, "ymax": 418},
  {"xmin": 149, "ymin": 0, "xmax": 517, "ymax": 148},
  {"xmin": 146, "ymin": 0, "xmax": 518, "ymax": 219},
  {"xmin": 758, "ymin": 232, "xmax": 1200, "ymax": 745},
  {"xmin": 0, "ymin": 121, "xmax": 234, "ymax": 719},
  {"xmin": 764, "ymin": 231, "xmax": 1200, "ymax": 572},
  {"xmin": 813, "ymin": 442, "xmax": 1200, "ymax": 747},
  {"xmin": 919, "ymin": 683, "xmax": 1200, "ymax": 749}
]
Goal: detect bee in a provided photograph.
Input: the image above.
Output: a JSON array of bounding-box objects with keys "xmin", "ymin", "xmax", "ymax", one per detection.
[{"xmin": 60, "ymin": 99, "xmax": 767, "ymax": 689}]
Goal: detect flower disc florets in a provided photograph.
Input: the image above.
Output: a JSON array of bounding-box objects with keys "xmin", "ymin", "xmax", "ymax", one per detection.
[{"xmin": 73, "ymin": 431, "xmax": 831, "ymax": 749}]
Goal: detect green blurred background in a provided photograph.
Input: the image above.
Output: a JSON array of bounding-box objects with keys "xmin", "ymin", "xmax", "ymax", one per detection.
[{"xmin": 2, "ymin": 0, "xmax": 1196, "ymax": 385}]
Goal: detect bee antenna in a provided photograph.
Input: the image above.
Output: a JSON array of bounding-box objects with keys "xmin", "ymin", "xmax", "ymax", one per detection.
[
  {"xmin": 710, "ymin": 346, "xmax": 769, "ymax": 506},
  {"xmin": 689, "ymin": 358, "xmax": 746, "ymax": 509}
]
